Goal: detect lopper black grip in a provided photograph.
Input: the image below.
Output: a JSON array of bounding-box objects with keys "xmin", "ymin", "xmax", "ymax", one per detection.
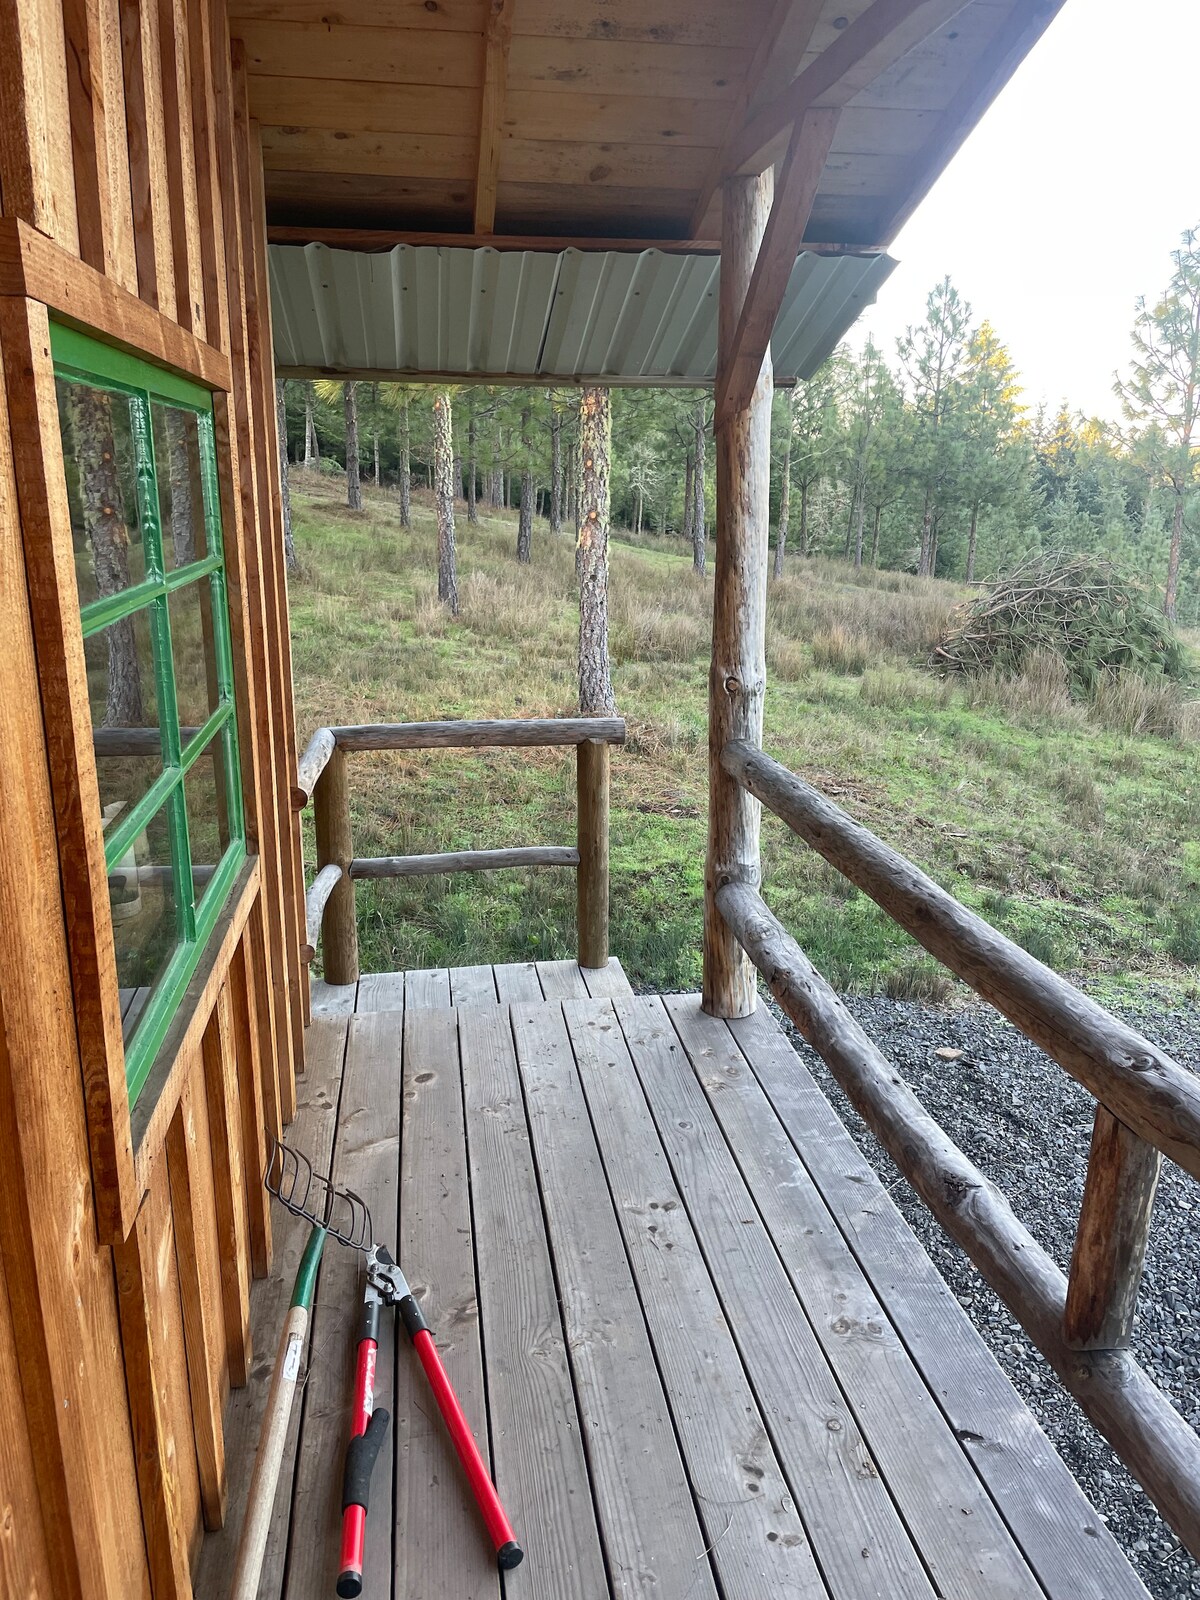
[{"xmin": 341, "ymin": 1407, "xmax": 390, "ymax": 1513}]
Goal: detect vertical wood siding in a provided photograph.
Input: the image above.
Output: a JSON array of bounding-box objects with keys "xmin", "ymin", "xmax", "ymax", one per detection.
[{"xmin": 0, "ymin": 0, "xmax": 304, "ymax": 1592}]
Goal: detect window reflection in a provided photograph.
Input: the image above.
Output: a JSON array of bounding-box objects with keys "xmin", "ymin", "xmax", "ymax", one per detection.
[
  {"xmin": 87, "ymin": 609, "xmax": 163, "ymax": 818},
  {"xmin": 170, "ymin": 579, "xmax": 222, "ymax": 732},
  {"xmin": 57, "ymin": 379, "xmax": 147, "ymax": 607},
  {"xmin": 152, "ymin": 404, "xmax": 209, "ymax": 571},
  {"xmin": 185, "ymin": 735, "xmax": 233, "ymax": 910},
  {"xmin": 108, "ymin": 803, "xmax": 179, "ymax": 1043}
]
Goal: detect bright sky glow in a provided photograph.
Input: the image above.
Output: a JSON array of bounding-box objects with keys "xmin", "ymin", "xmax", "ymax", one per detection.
[{"xmin": 853, "ymin": 0, "xmax": 1200, "ymax": 423}]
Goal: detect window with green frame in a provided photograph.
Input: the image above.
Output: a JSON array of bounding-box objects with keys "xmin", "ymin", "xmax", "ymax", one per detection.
[{"xmin": 52, "ymin": 324, "xmax": 246, "ymax": 1105}]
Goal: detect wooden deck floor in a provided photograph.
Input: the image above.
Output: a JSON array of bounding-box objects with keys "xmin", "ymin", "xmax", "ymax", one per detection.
[{"xmin": 197, "ymin": 962, "xmax": 1149, "ymax": 1600}]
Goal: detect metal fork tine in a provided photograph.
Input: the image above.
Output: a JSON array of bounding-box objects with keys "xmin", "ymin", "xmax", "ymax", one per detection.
[{"xmin": 263, "ymin": 1136, "xmax": 374, "ymax": 1255}]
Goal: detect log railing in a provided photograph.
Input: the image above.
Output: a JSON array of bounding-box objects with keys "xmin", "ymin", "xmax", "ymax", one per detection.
[
  {"xmin": 294, "ymin": 717, "xmax": 625, "ymax": 982},
  {"xmin": 717, "ymin": 737, "xmax": 1200, "ymax": 1559}
]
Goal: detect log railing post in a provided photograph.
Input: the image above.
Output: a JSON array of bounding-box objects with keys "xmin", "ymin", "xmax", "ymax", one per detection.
[
  {"xmin": 703, "ymin": 168, "xmax": 774, "ymax": 1018},
  {"xmin": 576, "ymin": 738, "xmax": 609, "ymax": 969},
  {"xmin": 313, "ymin": 744, "xmax": 358, "ymax": 985},
  {"xmin": 1064, "ymin": 1106, "xmax": 1161, "ymax": 1350}
]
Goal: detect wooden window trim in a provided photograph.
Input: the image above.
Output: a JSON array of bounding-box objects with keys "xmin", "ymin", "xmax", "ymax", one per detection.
[
  {"xmin": 0, "ymin": 291, "xmax": 258, "ymax": 1243},
  {"xmin": 53, "ymin": 324, "xmax": 248, "ymax": 1101}
]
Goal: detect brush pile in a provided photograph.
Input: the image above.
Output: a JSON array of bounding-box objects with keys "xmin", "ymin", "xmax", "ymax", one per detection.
[{"xmin": 931, "ymin": 552, "xmax": 1184, "ymax": 691}]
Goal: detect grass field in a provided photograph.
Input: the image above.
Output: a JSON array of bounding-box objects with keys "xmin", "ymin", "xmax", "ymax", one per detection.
[{"xmin": 288, "ymin": 470, "xmax": 1200, "ymax": 1006}]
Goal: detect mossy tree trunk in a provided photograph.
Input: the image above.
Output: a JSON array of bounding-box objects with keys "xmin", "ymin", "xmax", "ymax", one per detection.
[
  {"xmin": 692, "ymin": 392, "xmax": 707, "ymax": 571},
  {"xmin": 397, "ymin": 394, "xmax": 411, "ymax": 528},
  {"xmin": 517, "ymin": 401, "xmax": 534, "ymax": 563},
  {"xmin": 550, "ymin": 399, "xmax": 563, "ymax": 533},
  {"xmin": 344, "ymin": 381, "xmax": 362, "ymax": 511},
  {"xmin": 433, "ymin": 391, "xmax": 459, "ymax": 615},
  {"xmin": 773, "ymin": 427, "xmax": 791, "ymax": 578},
  {"xmin": 577, "ymin": 386, "xmax": 615, "ymax": 716},
  {"xmin": 277, "ymin": 380, "xmax": 297, "ymax": 575}
]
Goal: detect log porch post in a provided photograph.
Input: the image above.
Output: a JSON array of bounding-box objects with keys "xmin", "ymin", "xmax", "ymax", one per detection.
[{"xmin": 703, "ymin": 170, "xmax": 774, "ymax": 1018}]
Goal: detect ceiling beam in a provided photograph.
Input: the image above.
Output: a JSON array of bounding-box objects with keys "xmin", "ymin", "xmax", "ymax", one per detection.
[
  {"xmin": 724, "ymin": 0, "xmax": 972, "ymax": 179},
  {"xmin": 473, "ymin": 0, "xmax": 514, "ymax": 234},
  {"xmin": 714, "ymin": 106, "xmax": 840, "ymax": 432},
  {"xmin": 688, "ymin": 0, "xmax": 825, "ymax": 240}
]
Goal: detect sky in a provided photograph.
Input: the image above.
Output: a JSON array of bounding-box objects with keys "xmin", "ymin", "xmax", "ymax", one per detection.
[{"xmin": 852, "ymin": 0, "xmax": 1200, "ymax": 423}]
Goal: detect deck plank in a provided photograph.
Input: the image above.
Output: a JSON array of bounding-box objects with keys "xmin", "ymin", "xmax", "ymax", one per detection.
[
  {"xmin": 357, "ymin": 970, "xmax": 407, "ymax": 1012},
  {"xmin": 403, "ymin": 967, "xmax": 452, "ymax": 1010},
  {"xmin": 511, "ymin": 1000, "xmax": 720, "ymax": 1600},
  {"xmin": 580, "ymin": 958, "xmax": 634, "ymax": 999},
  {"xmin": 192, "ymin": 1017, "xmax": 347, "ymax": 1600},
  {"xmin": 729, "ymin": 1004, "xmax": 1150, "ymax": 1600},
  {"xmin": 449, "ymin": 964, "xmax": 499, "ymax": 1006},
  {"xmin": 493, "ymin": 961, "xmax": 544, "ymax": 1003},
  {"xmin": 396, "ymin": 1008, "xmax": 500, "ymax": 1599},
  {"xmin": 564, "ymin": 998, "xmax": 830, "ymax": 1600},
  {"xmin": 667, "ymin": 996, "xmax": 1044, "ymax": 1600},
  {"xmin": 284, "ymin": 1014, "xmax": 401, "ymax": 1599},
  {"xmin": 459, "ymin": 1007, "xmax": 608, "ymax": 1597},
  {"xmin": 310, "ymin": 977, "xmax": 357, "ymax": 1017},
  {"xmin": 617, "ymin": 995, "xmax": 938, "ymax": 1600},
  {"xmin": 534, "ymin": 958, "xmax": 591, "ymax": 999}
]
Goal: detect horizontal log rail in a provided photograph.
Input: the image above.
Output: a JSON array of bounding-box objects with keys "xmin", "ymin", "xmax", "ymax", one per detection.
[
  {"xmin": 721, "ymin": 738, "xmax": 1200, "ymax": 1182},
  {"xmin": 717, "ymin": 740, "xmax": 1200, "ymax": 1557},
  {"xmin": 296, "ymin": 717, "xmax": 625, "ymax": 979},
  {"xmin": 350, "ymin": 846, "xmax": 579, "ymax": 880},
  {"xmin": 292, "ymin": 716, "xmax": 626, "ymax": 808},
  {"xmin": 715, "ymin": 878, "xmax": 1200, "ymax": 1560}
]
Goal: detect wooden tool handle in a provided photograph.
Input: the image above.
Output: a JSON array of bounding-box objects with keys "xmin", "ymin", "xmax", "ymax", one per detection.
[{"xmin": 230, "ymin": 1304, "xmax": 308, "ymax": 1600}]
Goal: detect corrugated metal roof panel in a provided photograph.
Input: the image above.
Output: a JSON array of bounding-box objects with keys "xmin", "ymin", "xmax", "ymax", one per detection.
[{"xmin": 268, "ymin": 243, "xmax": 896, "ymax": 384}]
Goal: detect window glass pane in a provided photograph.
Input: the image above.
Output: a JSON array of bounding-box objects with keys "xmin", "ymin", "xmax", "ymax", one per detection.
[
  {"xmin": 185, "ymin": 735, "xmax": 233, "ymax": 909},
  {"xmin": 57, "ymin": 378, "xmax": 149, "ymax": 608},
  {"xmin": 169, "ymin": 579, "xmax": 221, "ymax": 734},
  {"xmin": 87, "ymin": 607, "xmax": 163, "ymax": 819},
  {"xmin": 107, "ymin": 803, "xmax": 180, "ymax": 1044},
  {"xmin": 152, "ymin": 404, "xmax": 210, "ymax": 571}
]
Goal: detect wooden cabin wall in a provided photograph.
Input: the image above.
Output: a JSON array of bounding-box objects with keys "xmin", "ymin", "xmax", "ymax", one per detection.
[{"xmin": 0, "ymin": 1, "xmax": 305, "ymax": 1595}]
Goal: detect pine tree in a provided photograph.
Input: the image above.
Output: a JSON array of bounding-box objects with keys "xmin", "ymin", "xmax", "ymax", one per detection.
[
  {"xmin": 432, "ymin": 390, "xmax": 459, "ymax": 615},
  {"xmin": 577, "ymin": 387, "xmax": 615, "ymax": 716},
  {"xmin": 1116, "ymin": 225, "xmax": 1200, "ymax": 620},
  {"xmin": 897, "ymin": 277, "xmax": 973, "ymax": 575}
]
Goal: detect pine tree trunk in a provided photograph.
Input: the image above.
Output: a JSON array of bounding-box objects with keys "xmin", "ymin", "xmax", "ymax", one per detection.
[
  {"xmin": 397, "ymin": 396, "xmax": 411, "ymax": 527},
  {"xmin": 634, "ymin": 485, "xmax": 643, "ymax": 536},
  {"xmin": 853, "ymin": 482, "xmax": 866, "ymax": 570},
  {"xmin": 277, "ymin": 381, "xmax": 298, "ymax": 575},
  {"xmin": 692, "ymin": 394, "xmax": 706, "ymax": 568},
  {"xmin": 918, "ymin": 493, "xmax": 934, "ymax": 576},
  {"xmin": 1165, "ymin": 491, "xmax": 1184, "ymax": 621},
  {"xmin": 344, "ymin": 381, "xmax": 362, "ymax": 510},
  {"xmin": 682, "ymin": 450, "xmax": 695, "ymax": 547},
  {"xmin": 870, "ymin": 503, "xmax": 881, "ymax": 567},
  {"xmin": 517, "ymin": 402, "xmax": 533, "ymax": 562},
  {"xmin": 165, "ymin": 407, "xmax": 197, "ymax": 567},
  {"xmin": 965, "ymin": 502, "xmax": 979, "ymax": 582},
  {"xmin": 799, "ymin": 478, "xmax": 809, "ymax": 557},
  {"xmin": 550, "ymin": 405, "xmax": 563, "ymax": 532},
  {"xmin": 467, "ymin": 408, "xmax": 479, "ymax": 524},
  {"xmin": 577, "ymin": 387, "xmax": 615, "ymax": 716},
  {"xmin": 773, "ymin": 431, "xmax": 791, "ymax": 579},
  {"xmin": 304, "ymin": 381, "xmax": 319, "ymax": 465},
  {"xmin": 433, "ymin": 391, "xmax": 459, "ymax": 614},
  {"xmin": 373, "ymin": 430, "xmax": 380, "ymax": 487},
  {"xmin": 70, "ymin": 387, "xmax": 144, "ymax": 727}
]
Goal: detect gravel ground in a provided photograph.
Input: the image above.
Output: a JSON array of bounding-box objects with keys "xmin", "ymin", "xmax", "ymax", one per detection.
[{"xmin": 768, "ymin": 993, "xmax": 1200, "ymax": 1600}]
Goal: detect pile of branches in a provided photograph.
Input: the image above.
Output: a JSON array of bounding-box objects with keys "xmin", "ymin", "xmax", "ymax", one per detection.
[{"xmin": 931, "ymin": 552, "xmax": 1185, "ymax": 691}]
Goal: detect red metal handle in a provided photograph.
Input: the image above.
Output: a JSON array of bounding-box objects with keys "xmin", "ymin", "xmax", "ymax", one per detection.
[
  {"xmin": 337, "ymin": 1336, "xmax": 378, "ymax": 1598},
  {"xmin": 412, "ymin": 1327, "xmax": 522, "ymax": 1568}
]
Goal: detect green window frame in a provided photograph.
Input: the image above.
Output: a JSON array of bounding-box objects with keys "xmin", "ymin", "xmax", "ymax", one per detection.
[{"xmin": 52, "ymin": 323, "xmax": 246, "ymax": 1105}]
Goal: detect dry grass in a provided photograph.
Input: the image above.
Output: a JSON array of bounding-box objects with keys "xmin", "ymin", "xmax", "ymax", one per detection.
[
  {"xmin": 1090, "ymin": 669, "xmax": 1198, "ymax": 741},
  {"xmin": 962, "ymin": 649, "xmax": 1088, "ymax": 730}
]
